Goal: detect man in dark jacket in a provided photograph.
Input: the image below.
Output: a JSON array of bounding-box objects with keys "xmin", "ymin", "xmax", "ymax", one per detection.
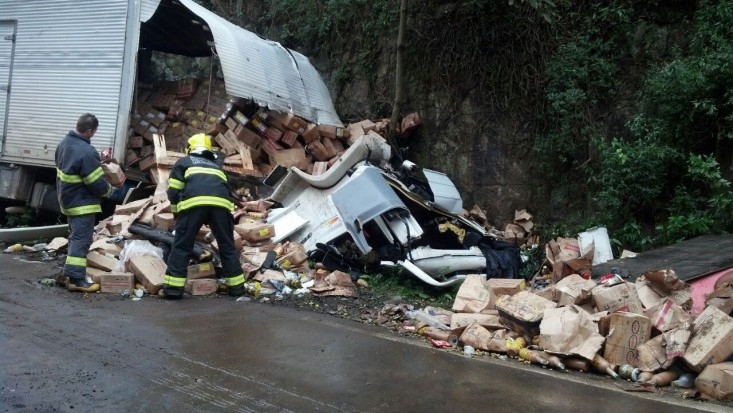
[
  {"xmin": 163, "ymin": 133, "xmax": 245, "ymax": 298},
  {"xmin": 56, "ymin": 113, "xmax": 122, "ymax": 292}
]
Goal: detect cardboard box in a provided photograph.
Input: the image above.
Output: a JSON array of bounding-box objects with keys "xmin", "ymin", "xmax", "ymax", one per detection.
[
  {"xmin": 452, "ymin": 274, "xmax": 496, "ymax": 313},
  {"xmin": 306, "ymin": 139, "xmax": 330, "ymax": 162},
  {"xmin": 644, "ymin": 299, "xmax": 692, "ymax": 332},
  {"xmin": 683, "ymin": 305, "xmax": 733, "ymax": 372},
  {"xmin": 86, "ymin": 251, "xmax": 119, "ymax": 272},
  {"xmin": 600, "ymin": 312, "xmax": 651, "ymax": 367},
  {"xmin": 591, "ymin": 281, "xmax": 643, "ymax": 314},
  {"xmin": 317, "ymin": 124, "xmax": 349, "ymax": 140},
  {"xmin": 280, "ymin": 130, "xmax": 299, "ymax": 147},
  {"xmin": 539, "ymin": 305, "xmax": 605, "ymax": 360},
  {"xmin": 177, "ymin": 77, "xmax": 200, "ymax": 98},
  {"xmin": 263, "ymin": 126, "xmax": 283, "ymax": 142},
  {"xmin": 250, "ymin": 116, "xmax": 268, "ymax": 134},
  {"xmin": 496, "ymin": 290, "xmax": 557, "ymax": 337},
  {"xmin": 553, "ymin": 274, "xmax": 596, "ymax": 306},
  {"xmin": 450, "ymin": 313, "xmax": 503, "ymax": 332},
  {"xmin": 101, "ymin": 163, "xmax": 126, "ymax": 186},
  {"xmin": 234, "ymin": 222, "xmax": 275, "ymax": 242},
  {"xmin": 129, "ymin": 255, "xmax": 166, "ymax": 295},
  {"xmin": 100, "ymin": 272, "xmax": 134, "ymax": 293},
  {"xmin": 312, "ymin": 161, "xmax": 329, "ymax": 176},
  {"xmin": 301, "ymin": 123, "xmax": 320, "ymax": 143},
  {"xmin": 486, "ymin": 278, "xmax": 526, "ymax": 297},
  {"xmin": 187, "ymin": 262, "xmax": 216, "ymax": 279},
  {"xmin": 695, "ymin": 363, "xmax": 733, "ymax": 401},
  {"xmin": 128, "ymin": 135, "xmax": 144, "ymax": 149},
  {"xmin": 234, "ymin": 124, "xmax": 262, "ymax": 148},
  {"xmin": 637, "ymin": 328, "xmax": 691, "ymax": 371},
  {"xmin": 271, "ymin": 148, "xmax": 309, "ymax": 170},
  {"xmin": 185, "ymin": 278, "xmax": 218, "ymax": 296},
  {"xmin": 86, "ymin": 266, "xmax": 107, "ymax": 284},
  {"xmin": 153, "ymin": 212, "xmax": 176, "ymax": 231},
  {"xmin": 275, "ymin": 250, "xmax": 308, "ymax": 270}
]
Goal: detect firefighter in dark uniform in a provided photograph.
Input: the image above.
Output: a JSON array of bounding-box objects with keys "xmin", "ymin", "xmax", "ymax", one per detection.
[
  {"xmin": 56, "ymin": 113, "xmax": 123, "ymax": 292},
  {"xmin": 163, "ymin": 133, "xmax": 245, "ymax": 298}
]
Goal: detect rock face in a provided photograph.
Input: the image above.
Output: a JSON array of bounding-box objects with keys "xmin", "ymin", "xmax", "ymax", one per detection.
[{"xmin": 221, "ymin": 2, "xmax": 694, "ymax": 227}]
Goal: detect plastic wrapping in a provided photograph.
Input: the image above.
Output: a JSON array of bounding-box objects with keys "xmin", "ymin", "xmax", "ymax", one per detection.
[{"xmin": 116, "ymin": 240, "xmax": 164, "ymax": 272}]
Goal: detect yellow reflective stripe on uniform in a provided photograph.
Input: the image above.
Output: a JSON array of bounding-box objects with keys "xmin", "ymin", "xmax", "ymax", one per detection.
[
  {"xmin": 57, "ymin": 168, "xmax": 83, "ymax": 183},
  {"xmin": 82, "ymin": 166, "xmax": 104, "ymax": 185},
  {"xmin": 168, "ymin": 178, "xmax": 185, "ymax": 190},
  {"xmin": 164, "ymin": 275, "xmax": 187, "ymax": 287},
  {"xmin": 65, "ymin": 256, "xmax": 87, "ymax": 267},
  {"xmin": 226, "ymin": 274, "xmax": 245, "ymax": 286},
  {"xmin": 170, "ymin": 204, "xmax": 178, "ymax": 213},
  {"xmin": 177, "ymin": 196, "xmax": 234, "ymax": 212},
  {"xmin": 184, "ymin": 167, "xmax": 227, "ymax": 181},
  {"xmin": 61, "ymin": 204, "xmax": 102, "ymax": 216}
]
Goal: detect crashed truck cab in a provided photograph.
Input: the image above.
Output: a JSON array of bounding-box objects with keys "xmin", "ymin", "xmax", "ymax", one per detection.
[{"xmin": 265, "ymin": 134, "xmax": 513, "ymax": 287}]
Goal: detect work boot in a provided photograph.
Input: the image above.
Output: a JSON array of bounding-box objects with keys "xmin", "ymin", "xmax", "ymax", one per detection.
[
  {"xmin": 163, "ymin": 286, "xmax": 184, "ymax": 299},
  {"xmin": 67, "ymin": 278, "xmax": 100, "ymax": 293},
  {"xmin": 228, "ymin": 283, "xmax": 245, "ymax": 297}
]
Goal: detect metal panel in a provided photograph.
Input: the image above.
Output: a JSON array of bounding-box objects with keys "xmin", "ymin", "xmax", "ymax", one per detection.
[
  {"xmin": 0, "ymin": 21, "xmax": 16, "ymax": 156},
  {"xmin": 141, "ymin": 0, "xmax": 161, "ymax": 22},
  {"xmin": 0, "ymin": 0, "xmax": 131, "ymax": 167},
  {"xmin": 178, "ymin": 0, "xmax": 342, "ymax": 126}
]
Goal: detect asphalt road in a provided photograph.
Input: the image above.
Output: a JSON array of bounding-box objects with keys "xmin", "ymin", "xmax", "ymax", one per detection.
[{"xmin": 1, "ymin": 253, "xmax": 728, "ymax": 413}]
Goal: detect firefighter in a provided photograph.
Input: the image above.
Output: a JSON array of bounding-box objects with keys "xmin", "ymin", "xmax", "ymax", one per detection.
[
  {"xmin": 56, "ymin": 113, "xmax": 124, "ymax": 293},
  {"xmin": 163, "ymin": 133, "xmax": 245, "ymax": 298}
]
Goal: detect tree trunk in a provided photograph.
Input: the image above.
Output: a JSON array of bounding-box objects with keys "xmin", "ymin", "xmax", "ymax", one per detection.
[{"xmin": 388, "ymin": 0, "xmax": 408, "ymax": 143}]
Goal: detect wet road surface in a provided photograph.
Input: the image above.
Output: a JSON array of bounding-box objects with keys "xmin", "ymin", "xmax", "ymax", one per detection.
[{"xmin": 1, "ymin": 253, "xmax": 729, "ymax": 413}]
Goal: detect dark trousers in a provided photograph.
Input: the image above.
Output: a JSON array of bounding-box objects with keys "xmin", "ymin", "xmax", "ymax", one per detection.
[
  {"xmin": 64, "ymin": 214, "xmax": 95, "ymax": 280},
  {"xmin": 164, "ymin": 206, "xmax": 244, "ymax": 288}
]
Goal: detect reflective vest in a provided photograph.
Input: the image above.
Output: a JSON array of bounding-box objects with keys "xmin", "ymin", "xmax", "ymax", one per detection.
[
  {"xmin": 55, "ymin": 131, "xmax": 112, "ymax": 216},
  {"xmin": 167, "ymin": 153, "xmax": 234, "ymax": 213}
]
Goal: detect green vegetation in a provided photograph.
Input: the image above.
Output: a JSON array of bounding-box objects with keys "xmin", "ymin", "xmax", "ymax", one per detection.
[{"xmin": 212, "ymin": 0, "xmax": 732, "ymax": 257}]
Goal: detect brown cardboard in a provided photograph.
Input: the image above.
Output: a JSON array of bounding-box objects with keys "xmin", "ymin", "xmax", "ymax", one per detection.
[
  {"xmin": 644, "ymin": 299, "xmax": 692, "ymax": 332},
  {"xmin": 153, "ymin": 212, "xmax": 176, "ymax": 231},
  {"xmin": 187, "ymin": 262, "xmax": 216, "ymax": 279},
  {"xmin": 591, "ymin": 281, "xmax": 643, "ymax": 314},
  {"xmin": 601, "ymin": 312, "xmax": 651, "ymax": 367},
  {"xmin": 185, "ymin": 278, "xmax": 218, "ymax": 296},
  {"xmin": 683, "ymin": 305, "xmax": 733, "ymax": 372},
  {"xmin": 451, "ymin": 274, "xmax": 496, "ymax": 313},
  {"xmin": 317, "ymin": 124, "xmax": 349, "ymax": 140},
  {"xmin": 638, "ymin": 268, "xmax": 693, "ymax": 310},
  {"xmin": 486, "ymin": 278, "xmax": 526, "ymax": 297},
  {"xmin": 695, "ymin": 363, "xmax": 733, "ymax": 401},
  {"xmin": 234, "ymin": 222, "xmax": 275, "ymax": 242},
  {"xmin": 129, "ymin": 255, "xmax": 166, "ymax": 295},
  {"xmin": 275, "ymin": 250, "xmax": 308, "ymax": 270},
  {"xmin": 635, "ymin": 278, "xmax": 665, "ymax": 309},
  {"xmin": 86, "ymin": 266, "xmax": 107, "ymax": 284},
  {"xmin": 637, "ymin": 328, "xmax": 691, "ymax": 371},
  {"xmin": 458, "ymin": 322, "xmax": 501, "ymax": 352},
  {"xmin": 553, "ymin": 273, "xmax": 596, "ymax": 306},
  {"xmin": 539, "ymin": 305, "xmax": 605, "ymax": 360},
  {"xmin": 271, "ymin": 148, "xmax": 309, "ymax": 170},
  {"xmin": 496, "ymin": 290, "xmax": 557, "ymax": 337},
  {"xmin": 450, "ymin": 313, "xmax": 504, "ymax": 332},
  {"xmin": 86, "ymin": 251, "xmax": 119, "ymax": 272},
  {"xmin": 100, "ymin": 272, "xmax": 134, "ymax": 293},
  {"xmin": 101, "ymin": 163, "xmax": 126, "ymax": 186},
  {"xmin": 312, "ymin": 161, "xmax": 329, "ymax": 176}
]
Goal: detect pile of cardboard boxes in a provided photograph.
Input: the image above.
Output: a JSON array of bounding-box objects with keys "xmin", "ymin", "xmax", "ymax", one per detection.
[
  {"xmin": 124, "ymin": 76, "xmax": 416, "ymax": 186},
  {"xmin": 398, "ymin": 263, "xmax": 732, "ymax": 401}
]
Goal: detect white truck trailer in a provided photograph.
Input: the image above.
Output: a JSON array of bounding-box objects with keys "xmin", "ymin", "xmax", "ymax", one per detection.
[{"xmin": 0, "ymin": 0, "xmax": 340, "ymax": 210}]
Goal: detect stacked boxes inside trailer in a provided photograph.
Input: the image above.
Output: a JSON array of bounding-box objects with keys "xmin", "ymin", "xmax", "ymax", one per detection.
[{"xmin": 125, "ymin": 77, "xmax": 359, "ymax": 182}]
